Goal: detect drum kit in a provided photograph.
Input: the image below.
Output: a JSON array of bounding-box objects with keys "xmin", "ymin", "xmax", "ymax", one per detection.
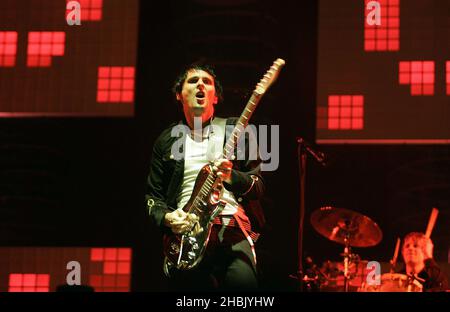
[{"xmin": 307, "ymin": 206, "xmax": 424, "ymax": 292}]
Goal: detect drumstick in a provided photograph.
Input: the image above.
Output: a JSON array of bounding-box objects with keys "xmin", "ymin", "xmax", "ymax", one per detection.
[
  {"xmin": 390, "ymin": 238, "xmax": 401, "ymax": 273},
  {"xmin": 392, "ymin": 238, "xmax": 400, "ymax": 265},
  {"xmin": 425, "ymin": 207, "xmax": 439, "ymax": 238}
]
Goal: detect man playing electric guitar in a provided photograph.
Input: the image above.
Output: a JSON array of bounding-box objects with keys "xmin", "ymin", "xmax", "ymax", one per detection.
[{"xmin": 145, "ymin": 62, "xmax": 265, "ymax": 291}]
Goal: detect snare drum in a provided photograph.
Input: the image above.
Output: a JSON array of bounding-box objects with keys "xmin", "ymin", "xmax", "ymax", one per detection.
[{"xmin": 359, "ymin": 273, "xmax": 423, "ymax": 292}]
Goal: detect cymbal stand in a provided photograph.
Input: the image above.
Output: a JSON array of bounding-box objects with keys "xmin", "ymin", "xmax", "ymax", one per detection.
[{"xmin": 342, "ymin": 233, "xmax": 351, "ymax": 292}]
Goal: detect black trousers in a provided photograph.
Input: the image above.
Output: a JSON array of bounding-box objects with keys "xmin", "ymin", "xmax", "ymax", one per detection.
[{"xmin": 168, "ymin": 224, "xmax": 258, "ymax": 292}]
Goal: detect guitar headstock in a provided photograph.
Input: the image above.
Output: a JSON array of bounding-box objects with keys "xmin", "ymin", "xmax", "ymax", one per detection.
[{"xmin": 255, "ymin": 58, "xmax": 286, "ymax": 95}]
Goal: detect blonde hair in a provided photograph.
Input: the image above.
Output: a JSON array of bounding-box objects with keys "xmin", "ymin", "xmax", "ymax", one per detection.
[{"xmin": 402, "ymin": 232, "xmax": 434, "ymax": 259}]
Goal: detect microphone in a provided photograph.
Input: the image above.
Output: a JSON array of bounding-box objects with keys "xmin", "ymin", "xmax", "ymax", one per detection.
[{"xmin": 297, "ymin": 137, "xmax": 328, "ymax": 167}]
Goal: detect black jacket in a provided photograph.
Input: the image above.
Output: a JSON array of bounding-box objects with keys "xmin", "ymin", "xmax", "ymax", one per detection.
[
  {"xmin": 400, "ymin": 259, "xmax": 449, "ymax": 292},
  {"xmin": 145, "ymin": 117, "xmax": 265, "ymax": 235}
]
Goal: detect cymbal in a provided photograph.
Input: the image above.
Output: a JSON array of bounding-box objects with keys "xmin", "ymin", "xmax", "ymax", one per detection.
[{"xmin": 310, "ymin": 206, "xmax": 382, "ymax": 247}]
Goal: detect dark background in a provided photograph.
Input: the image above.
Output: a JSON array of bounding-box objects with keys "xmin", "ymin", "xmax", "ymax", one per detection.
[{"xmin": 0, "ymin": 0, "xmax": 448, "ymax": 291}]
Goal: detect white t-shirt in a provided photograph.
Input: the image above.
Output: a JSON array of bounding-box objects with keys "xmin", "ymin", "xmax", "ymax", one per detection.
[{"xmin": 176, "ymin": 134, "xmax": 239, "ymax": 215}]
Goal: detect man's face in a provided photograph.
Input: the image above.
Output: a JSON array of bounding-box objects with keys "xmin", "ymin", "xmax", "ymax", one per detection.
[
  {"xmin": 176, "ymin": 69, "xmax": 218, "ymax": 124},
  {"xmin": 402, "ymin": 238, "xmax": 426, "ymax": 266}
]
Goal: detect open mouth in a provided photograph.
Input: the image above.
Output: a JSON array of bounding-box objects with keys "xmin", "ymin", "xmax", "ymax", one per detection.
[{"xmin": 196, "ymin": 91, "xmax": 205, "ymax": 99}]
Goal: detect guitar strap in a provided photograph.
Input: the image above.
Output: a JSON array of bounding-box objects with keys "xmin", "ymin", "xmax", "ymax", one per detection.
[{"xmin": 208, "ymin": 117, "xmax": 257, "ymax": 266}]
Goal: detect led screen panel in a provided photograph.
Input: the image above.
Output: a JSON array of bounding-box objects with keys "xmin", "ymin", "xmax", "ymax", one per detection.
[{"xmin": 0, "ymin": 0, "xmax": 139, "ymax": 117}]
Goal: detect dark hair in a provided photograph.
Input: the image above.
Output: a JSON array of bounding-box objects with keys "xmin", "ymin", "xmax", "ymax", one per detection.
[{"xmin": 172, "ymin": 62, "xmax": 224, "ymax": 103}]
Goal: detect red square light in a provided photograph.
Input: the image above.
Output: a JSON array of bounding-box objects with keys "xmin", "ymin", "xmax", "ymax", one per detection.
[
  {"xmin": 123, "ymin": 67, "xmax": 135, "ymax": 78},
  {"xmin": 328, "ymin": 119, "xmax": 339, "ymax": 130},
  {"xmin": 9, "ymin": 274, "xmax": 23, "ymax": 287},
  {"xmin": 3, "ymin": 56, "xmax": 15, "ymax": 67},
  {"xmin": 340, "ymin": 96, "xmax": 351, "ymax": 106},
  {"xmin": 365, "ymin": 29, "xmax": 375, "ymax": 39},
  {"xmin": 399, "ymin": 62, "xmax": 410, "ymax": 72},
  {"xmin": 328, "ymin": 96, "xmax": 340, "ymax": 106},
  {"xmin": 411, "ymin": 73, "xmax": 422, "ymax": 84},
  {"xmin": 103, "ymin": 275, "xmax": 116, "ymax": 287},
  {"xmin": 36, "ymin": 287, "xmax": 49, "ymax": 292},
  {"xmin": 104, "ymin": 262, "xmax": 117, "ymax": 274},
  {"xmin": 388, "ymin": 18, "xmax": 399, "ymax": 27},
  {"xmin": 340, "ymin": 107, "xmax": 351, "ymax": 118},
  {"xmin": 388, "ymin": 29, "xmax": 399, "ymax": 39},
  {"xmin": 423, "ymin": 84, "xmax": 434, "ymax": 95},
  {"xmin": 37, "ymin": 275, "xmax": 50, "ymax": 287},
  {"xmin": 53, "ymin": 32, "xmax": 66, "ymax": 43},
  {"xmin": 97, "ymin": 91, "xmax": 109, "ymax": 102},
  {"xmin": 352, "ymin": 107, "xmax": 364, "ymax": 118},
  {"xmin": 91, "ymin": 0, "xmax": 104, "ymax": 9},
  {"xmin": 411, "ymin": 62, "xmax": 422, "ymax": 72},
  {"xmin": 411, "ymin": 84, "xmax": 422, "ymax": 95},
  {"xmin": 98, "ymin": 79, "xmax": 109, "ymax": 90},
  {"xmin": 90, "ymin": 10, "xmax": 103, "ymax": 20},
  {"xmin": 109, "ymin": 91, "xmax": 122, "ymax": 102},
  {"xmin": 351, "ymin": 119, "xmax": 364, "ymax": 130},
  {"xmin": 98, "ymin": 67, "xmax": 111, "ymax": 78},
  {"xmin": 117, "ymin": 262, "xmax": 130, "ymax": 274},
  {"xmin": 116, "ymin": 275, "xmax": 130, "ymax": 287},
  {"xmin": 389, "ymin": 0, "xmax": 399, "ymax": 6},
  {"xmin": 110, "ymin": 79, "xmax": 122, "ymax": 90},
  {"xmin": 104, "ymin": 248, "xmax": 118, "ymax": 260},
  {"xmin": 328, "ymin": 107, "xmax": 339, "ymax": 117},
  {"xmin": 27, "ymin": 56, "xmax": 39, "ymax": 67},
  {"xmin": 388, "ymin": 7, "xmax": 399, "ymax": 17},
  {"xmin": 52, "ymin": 44, "xmax": 65, "ymax": 56},
  {"xmin": 365, "ymin": 40, "xmax": 375, "ymax": 51},
  {"xmin": 118, "ymin": 248, "xmax": 132, "ymax": 261},
  {"xmin": 340, "ymin": 119, "xmax": 351, "ymax": 129},
  {"xmin": 39, "ymin": 56, "xmax": 52, "ymax": 67},
  {"xmin": 28, "ymin": 32, "xmax": 41, "ymax": 43},
  {"xmin": 41, "ymin": 32, "xmax": 52, "ymax": 44},
  {"xmin": 388, "ymin": 40, "xmax": 399, "ymax": 51},
  {"xmin": 377, "ymin": 29, "xmax": 387, "ymax": 39},
  {"xmin": 23, "ymin": 274, "xmax": 37, "ymax": 287},
  {"xmin": 423, "ymin": 61, "xmax": 434, "ymax": 72},
  {"xmin": 376, "ymin": 40, "xmax": 387, "ymax": 50},
  {"xmin": 89, "ymin": 275, "xmax": 103, "ymax": 287},
  {"xmin": 423, "ymin": 73, "xmax": 434, "ymax": 84},
  {"xmin": 352, "ymin": 95, "xmax": 363, "ymax": 106},
  {"xmin": 27, "ymin": 44, "xmax": 40, "ymax": 56},
  {"xmin": 399, "ymin": 73, "xmax": 410, "ymax": 84},
  {"xmin": 91, "ymin": 248, "xmax": 104, "ymax": 261},
  {"xmin": 4, "ymin": 44, "xmax": 16, "ymax": 55},
  {"xmin": 111, "ymin": 67, "xmax": 123, "ymax": 78},
  {"xmin": 40, "ymin": 44, "xmax": 52, "ymax": 55},
  {"xmin": 446, "ymin": 61, "xmax": 450, "ymax": 71},
  {"xmin": 121, "ymin": 91, "xmax": 134, "ymax": 102},
  {"xmin": 122, "ymin": 79, "xmax": 135, "ymax": 90},
  {"xmin": 9, "ymin": 287, "xmax": 23, "ymax": 292}
]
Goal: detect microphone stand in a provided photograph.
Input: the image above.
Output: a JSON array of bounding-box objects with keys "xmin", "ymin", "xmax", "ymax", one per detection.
[{"xmin": 295, "ymin": 137, "xmax": 327, "ymax": 292}]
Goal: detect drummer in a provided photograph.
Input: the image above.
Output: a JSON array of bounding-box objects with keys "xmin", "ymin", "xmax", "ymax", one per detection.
[{"xmin": 401, "ymin": 232, "xmax": 448, "ymax": 291}]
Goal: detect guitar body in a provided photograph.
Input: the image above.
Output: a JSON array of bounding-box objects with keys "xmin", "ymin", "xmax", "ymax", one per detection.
[{"xmin": 163, "ymin": 164, "xmax": 225, "ymax": 270}]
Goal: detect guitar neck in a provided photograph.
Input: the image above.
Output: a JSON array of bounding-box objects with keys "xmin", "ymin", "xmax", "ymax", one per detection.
[{"xmin": 222, "ymin": 91, "xmax": 261, "ymax": 159}]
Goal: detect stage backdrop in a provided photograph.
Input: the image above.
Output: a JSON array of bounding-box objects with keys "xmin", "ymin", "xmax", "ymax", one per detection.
[
  {"xmin": 316, "ymin": 0, "xmax": 450, "ymax": 144},
  {"xmin": 0, "ymin": 0, "xmax": 138, "ymax": 117}
]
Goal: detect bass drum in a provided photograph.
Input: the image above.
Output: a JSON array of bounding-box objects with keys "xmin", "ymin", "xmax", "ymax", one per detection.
[
  {"xmin": 319, "ymin": 260, "xmax": 368, "ymax": 292},
  {"xmin": 359, "ymin": 273, "xmax": 423, "ymax": 292}
]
